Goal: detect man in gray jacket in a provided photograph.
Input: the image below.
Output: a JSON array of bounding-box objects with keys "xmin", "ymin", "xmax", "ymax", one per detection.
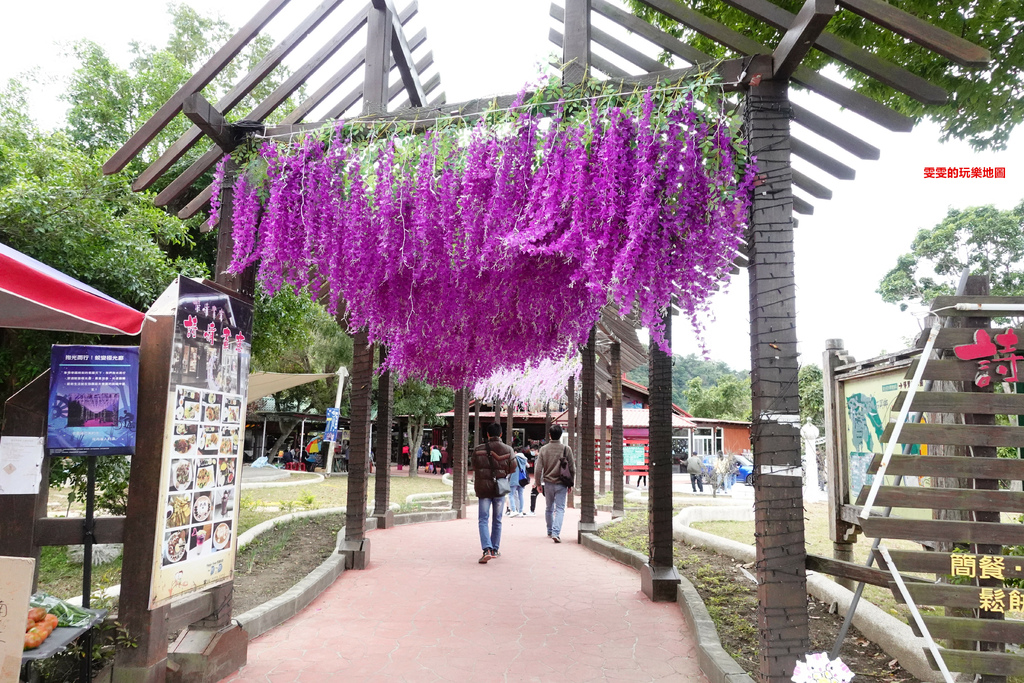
[{"xmin": 534, "ymin": 425, "xmax": 575, "ymax": 543}]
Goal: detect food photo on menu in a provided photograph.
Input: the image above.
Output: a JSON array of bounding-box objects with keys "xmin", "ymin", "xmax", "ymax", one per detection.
[
  {"xmin": 167, "ymin": 493, "xmax": 192, "ymax": 528},
  {"xmin": 202, "ymin": 392, "xmax": 222, "ymax": 423},
  {"xmin": 219, "ymin": 426, "xmax": 238, "ymax": 455},
  {"xmin": 175, "ymin": 388, "xmax": 201, "ymax": 422},
  {"xmin": 189, "ymin": 523, "xmax": 213, "ymax": 559},
  {"xmin": 169, "ymin": 459, "xmax": 193, "ymax": 493},
  {"xmin": 213, "ymin": 486, "xmax": 235, "ymax": 520},
  {"xmin": 163, "ymin": 528, "xmax": 189, "ymax": 566},
  {"xmin": 212, "ymin": 520, "xmax": 233, "ymax": 552},
  {"xmin": 172, "ymin": 422, "xmax": 198, "ymax": 456},
  {"xmin": 216, "ymin": 458, "xmax": 236, "ymax": 487},
  {"xmin": 201, "ymin": 425, "xmax": 220, "ymax": 454},
  {"xmin": 224, "ymin": 397, "xmax": 241, "ymax": 424},
  {"xmin": 192, "ymin": 491, "xmax": 213, "ymax": 526},
  {"xmin": 195, "ymin": 459, "xmax": 215, "ymax": 490}
]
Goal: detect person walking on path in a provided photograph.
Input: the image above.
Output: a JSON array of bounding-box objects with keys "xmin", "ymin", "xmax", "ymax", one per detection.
[
  {"xmin": 472, "ymin": 423, "xmax": 514, "ymax": 563},
  {"xmin": 534, "ymin": 425, "xmax": 575, "ymax": 543},
  {"xmin": 507, "ymin": 448, "xmax": 529, "ymax": 516},
  {"xmin": 429, "ymin": 443, "xmax": 442, "ymax": 474}
]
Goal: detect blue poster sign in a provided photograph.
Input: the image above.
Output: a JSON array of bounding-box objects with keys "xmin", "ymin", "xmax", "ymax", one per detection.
[
  {"xmin": 324, "ymin": 408, "xmax": 340, "ymax": 443},
  {"xmin": 47, "ymin": 345, "xmax": 140, "ymax": 456}
]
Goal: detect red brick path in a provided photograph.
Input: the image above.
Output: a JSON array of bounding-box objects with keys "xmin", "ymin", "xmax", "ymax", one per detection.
[{"xmin": 225, "ymin": 507, "xmax": 706, "ymax": 682}]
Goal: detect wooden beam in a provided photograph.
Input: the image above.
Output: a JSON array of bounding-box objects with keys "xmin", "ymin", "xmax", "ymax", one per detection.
[
  {"xmin": 392, "ymin": 72, "xmax": 440, "ymax": 111},
  {"xmin": 793, "ymin": 195, "xmax": 814, "ymax": 215},
  {"xmin": 591, "ymin": 0, "xmax": 710, "ymax": 66},
  {"xmin": 836, "ymin": 0, "xmax": 990, "ymax": 68},
  {"xmin": 880, "ymin": 421, "xmax": 1024, "ymax": 448},
  {"xmin": 182, "ymin": 93, "xmax": 237, "ymax": 151},
  {"xmin": 791, "ymin": 103, "xmax": 880, "ymax": 160},
  {"xmin": 386, "ymin": 0, "xmax": 426, "ymax": 106},
  {"xmin": 634, "ymin": 0, "xmax": 915, "ymax": 131},
  {"xmin": 926, "ymin": 649, "xmax": 1024, "ymax": 677},
  {"xmin": 34, "ymin": 517, "xmax": 126, "ymax": 546},
  {"xmin": 104, "ymin": 0, "xmax": 290, "ymax": 175},
  {"xmin": 790, "ymin": 138, "xmax": 855, "ymax": 180},
  {"xmin": 552, "ymin": 3, "xmax": 663, "ymax": 74},
  {"xmin": 722, "ymin": 0, "xmax": 947, "ymax": 104},
  {"xmin": 792, "ymin": 168, "xmax": 832, "ymax": 199},
  {"xmin": 388, "ymin": 51, "xmax": 433, "ymax": 100},
  {"xmin": 364, "ymin": 1, "xmax": 393, "ymax": 114},
  {"xmin": 805, "ymin": 553, "xmax": 922, "ymax": 587},
  {"xmin": 867, "ymin": 453, "xmax": 1024, "ymax": 480},
  {"xmin": 772, "ymin": 0, "xmax": 834, "ymax": 80},
  {"xmin": 134, "ymin": 0, "xmax": 348, "ymax": 192},
  {"xmin": 861, "ymin": 517, "xmax": 1024, "ymax": 545},
  {"xmin": 893, "ymin": 390, "xmax": 1024, "ymax": 415},
  {"xmin": 854, "ymin": 485, "xmax": 1024, "ymax": 513}
]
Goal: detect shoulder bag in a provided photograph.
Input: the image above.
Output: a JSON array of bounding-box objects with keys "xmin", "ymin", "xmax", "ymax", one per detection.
[{"xmin": 558, "ymin": 445, "xmax": 574, "ymax": 488}]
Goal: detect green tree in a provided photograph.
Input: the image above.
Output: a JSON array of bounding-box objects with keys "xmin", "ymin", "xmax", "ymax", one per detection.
[
  {"xmin": 878, "ymin": 201, "xmax": 1024, "ymax": 310},
  {"xmin": 629, "ymin": 0, "xmax": 1023, "ymax": 150},
  {"xmin": 393, "ymin": 380, "xmax": 454, "ymax": 477},
  {"xmin": 627, "ymin": 352, "xmax": 748, "ymax": 409},
  {"xmin": 798, "ymin": 364, "xmax": 824, "ymax": 429},
  {"xmin": 684, "ymin": 375, "xmax": 751, "ymax": 420}
]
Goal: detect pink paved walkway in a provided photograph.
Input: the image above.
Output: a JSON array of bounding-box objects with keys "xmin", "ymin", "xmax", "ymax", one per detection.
[{"xmin": 225, "ymin": 508, "xmax": 706, "ymax": 682}]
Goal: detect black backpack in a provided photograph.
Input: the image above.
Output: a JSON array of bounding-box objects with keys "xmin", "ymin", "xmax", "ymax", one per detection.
[{"xmin": 558, "ymin": 446, "xmax": 574, "ymax": 487}]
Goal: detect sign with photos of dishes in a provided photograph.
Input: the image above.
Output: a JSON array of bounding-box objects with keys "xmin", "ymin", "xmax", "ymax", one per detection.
[{"xmin": 149, "ymin": 278, "xmax": 252, "ymax": 609}]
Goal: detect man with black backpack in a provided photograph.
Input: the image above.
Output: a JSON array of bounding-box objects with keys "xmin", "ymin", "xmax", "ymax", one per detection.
[{"xmin": 534, "ymin": 425, "xmax": 575, "ymax": 543}]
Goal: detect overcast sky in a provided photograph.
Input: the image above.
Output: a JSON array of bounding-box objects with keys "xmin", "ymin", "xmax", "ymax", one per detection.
[{"xmin": 2, "ymin": 0, "xmax": 1021, "ymax": 371}]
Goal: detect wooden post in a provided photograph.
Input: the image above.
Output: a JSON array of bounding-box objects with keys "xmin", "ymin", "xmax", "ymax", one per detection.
[
  {"xmin": 506, "ymin": 402, "xmax": 513, "ymax": 448},
  {"xmin": 342, "ymin": 328, "xmax": 373, "ymax": 568},
  {"xmin": 373, "ymin": 345, "xmax": 394, "ymax": 528},
  {"xmin": 544, "ymin": 404, "xmax": 552, "ymax": 442},
  {"xmin": 474, "ymin": 397, "xmax": 481, "ymax": 447},
  {"xmin": 452, "ymin": 388, "xmax": 469, "ymax": 518},
  {"xmin": 567, "ymin": 375, "xmax": 576, "ymax": 508},
  {"xmin": 611, "ymin": 342, "xmax": 624, "ymax": 518},
  {"xmin": 822, "ymin": 338, "xmax": 856, "ymax": 589},
  {"xmin": 579, "ymin": 327, "xmax": 597, "ymax": 536},
  {"xmin": 599, "ymin": 390, "xmax": 607, "ymax": 496},
  {"xmin": 641, "ymin": 308, "xmax": 681, "ymax": 601},
  {"xmin": 363, "ymin": 1, "xmax": 392, "ymax": 116},
  {"xmin": 113, "ymin": 317, "xmax": 173, "ymax": 683},
  {"xmin": 744, "ymin": 77, "xmax": 809, "ymax": 680},
  {"xmin": 562, "ymin": 0, "xmax": 591, "ymax": 85}
]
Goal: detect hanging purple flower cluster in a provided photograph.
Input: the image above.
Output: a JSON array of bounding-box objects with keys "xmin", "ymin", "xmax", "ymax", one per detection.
[{"xmin": 218, "ymin": 88, "xmax": 755, "ymax": 388}]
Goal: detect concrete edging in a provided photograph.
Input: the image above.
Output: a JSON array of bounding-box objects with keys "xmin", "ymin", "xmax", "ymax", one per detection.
[
  {"xmin": 672, "ymin": 505, "xmax": 942, "ymax": 683},
  {"xmin": 240, "ymin": 473, "xmax": 325, "ymax": 489},
  {"xmin": 578, "ymin": 529, "xmax": 752, "ymax": 683},
  {"xmin": 236, "ymin": 508, "xmax": 460, "ymax": 640}
]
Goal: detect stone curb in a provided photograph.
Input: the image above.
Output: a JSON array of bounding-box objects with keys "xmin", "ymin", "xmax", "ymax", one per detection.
[
  {"xmin": 236, "ymin": 509, "xmax": 460, "ymax": 641},
  {"xmin": 672, "ymin": 506, "xmax": 942, "ymax": 683},
  {"xmin": 405, "ymin": 491, "xmax": 452, "ymax": 505},
  {"xmin": 578, "ymin": 529, "xmax": 752, "ymax": 683},
  {"xmin": 240, "ymin": 473, "xmax": 325, "ymax": 489}
]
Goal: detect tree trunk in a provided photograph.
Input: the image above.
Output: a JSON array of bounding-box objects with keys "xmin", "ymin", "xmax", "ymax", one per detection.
[
  {"xmin": 407, "ymin": 418, "xmax": 424, "ymax": 477},
  {"xmin": 374, "ymin": 346, "xmax": 392, "ymax": 518},
  {"xmin": 267, "ymin": 419, "xmax": 299, "ymax": 458},
  {"xmin": 611, "ymin": 342, "xmax": 624, "ymax": 515},
  {"xmin": 346, "ymin": 328, "xmax": 373, "ymax": 542}
]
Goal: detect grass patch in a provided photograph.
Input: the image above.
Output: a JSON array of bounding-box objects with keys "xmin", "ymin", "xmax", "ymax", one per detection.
[
  {"xmin": 37, "ymin": 546, "xmax": 122, "ymax": 601},
  {"xmin": 598, "ymin": 511, "xmax": 649, "ymax": 556}
]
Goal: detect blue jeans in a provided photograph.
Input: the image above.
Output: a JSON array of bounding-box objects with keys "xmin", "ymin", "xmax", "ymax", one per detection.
[
  {"xmin": 543, "ymin": 482, "xmax": 568, "ymax": 538},
  {"xmin": 478, "ymin": 497, "xmax": 504, "ymax": 551},
  {"xmin": 509, "ymin": 483, "xmax": 524, "ymax": 513}
]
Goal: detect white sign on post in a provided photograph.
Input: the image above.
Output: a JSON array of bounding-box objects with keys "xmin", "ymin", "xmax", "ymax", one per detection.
[
  {"xmin": 0, "ymin": 555, "xmax": 36, "ymax": 682},
  {"xmin": 0, "ymin": 437, "xmax": 45, "ymax": 495}
]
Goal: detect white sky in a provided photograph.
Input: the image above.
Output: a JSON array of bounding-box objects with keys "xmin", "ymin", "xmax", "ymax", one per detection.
[{"xmin": 2, "ymin": 0, "xmax": 1021, "ymax": 371}]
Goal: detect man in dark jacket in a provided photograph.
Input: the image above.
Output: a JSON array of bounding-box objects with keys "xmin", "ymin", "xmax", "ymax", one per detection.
[{"xmin": 472, "ymin": 423, "xmax": 514, "ymax": 563}]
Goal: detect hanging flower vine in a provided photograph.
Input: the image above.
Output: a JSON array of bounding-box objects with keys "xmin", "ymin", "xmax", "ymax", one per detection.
[{"xmin": 212, "ymin": 77, "xmax": 756, "ymax": 388}]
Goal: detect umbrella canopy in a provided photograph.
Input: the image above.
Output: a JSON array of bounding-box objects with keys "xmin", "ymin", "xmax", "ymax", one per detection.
[
  {"xmin": 247, "ymin": 372, "xmax": 336, "ymax": 401},
  {"xmin": 0, "ymin": 241, "xmax": 146, "ymax": 335}
]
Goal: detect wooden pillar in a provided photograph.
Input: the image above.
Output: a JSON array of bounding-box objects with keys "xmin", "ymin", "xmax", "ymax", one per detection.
[
  {"xmin": 611, "ymin": 342, "xmax": 624, "ymax": 518},
  {"xmin": 822, "ymin": 338, "xmax": 856, "ymax": 589},
  {"xmin": 567, "ymin": 375, "xmax": 576, "ymax": 508},
  {"xmin": 473, "ymin": 398, "xmax": 481, "ymax": 447},
  {"xmin": 579, "ymin": 327, "xmax": 597, "ymax": 535},
  {"xmin": 562, "ymin": 0, "xmax": 591, "ymax": 85},
  {"xmin": 114, "ymin": 316, "xmax": 173, "ymax": 683},
  {"xmin": 506, "ymin": 402, "xmax": 513, "ymax": 448},
  {"xmin": 544, "ymin": 404, "xmax": 552, "ymax": 442},
  {"xmin": 342, "ymin": 328, "xmax": 373, "ymax": 568},
  {"xmin": 744, "ymin": 78, "xmax": 809, "ymax": 681},
  {"xmin": 373, "ymin": 345, "xmax": 394, "ymax": 528},
  {"xmin": 641, "ymin": 309, "xmax": 680, "ymax": 601},
  {"xmin": 363, "ymin": 0, "xmax": 392, "ymax": 116},
  {"xmin": 452, "ymin": 388, "xmax": 469, "ymax": 518},
  {"xmin": 599, "ymin": 390, "xmax": 607, "ymax": 496}
]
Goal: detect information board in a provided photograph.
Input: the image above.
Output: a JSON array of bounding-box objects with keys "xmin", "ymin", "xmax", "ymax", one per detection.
[
  {"xmin": 623, "ymin": 445, "xmax": 646, "ymax": 468},
  {"xmin": 46, "ymin": 345, "xmax": 139, "ymax": 456},
  {"xmin": 149, "ymin": 278, "xmax": 252, "ymax": 609}
]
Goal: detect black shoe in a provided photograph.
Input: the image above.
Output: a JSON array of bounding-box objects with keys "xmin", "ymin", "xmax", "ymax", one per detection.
[
  {"xmin": 491, "ymin": 549, "xmax": 501, "ymax": 558},
  {"xmin": 479, "ymin": 551, "xmax": 492, "ymax": 564},
  {"xmin": 552, "ymin": 536, "xmax": 561, "ymax": 543}
]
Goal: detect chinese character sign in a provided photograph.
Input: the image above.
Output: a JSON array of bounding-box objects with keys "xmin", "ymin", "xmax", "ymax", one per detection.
[
  {"xmin": 150, "ymin": 278, "xmax": 253, "ymax": 609},
  {"xmin": 954, "ymin": 328, "xmax": 1022, "ymax": 387},
  {"xmin": 46, "ymin": 345, "xmax": 140, "ymax": 456}
]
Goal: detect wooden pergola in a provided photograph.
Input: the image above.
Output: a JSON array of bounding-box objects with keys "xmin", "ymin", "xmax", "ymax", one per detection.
[{"xmin": 100, "ymin": 1, "xmax": 991, "ymax": 682}]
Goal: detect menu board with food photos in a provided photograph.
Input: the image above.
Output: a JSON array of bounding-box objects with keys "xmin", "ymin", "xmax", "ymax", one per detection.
[{"xmin": 150, "ymin": 278, "xmax": 252, "ymax": 609}]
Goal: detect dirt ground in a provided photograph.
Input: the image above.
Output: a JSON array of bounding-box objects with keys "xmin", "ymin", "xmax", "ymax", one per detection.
[
  {"xmin": 677, "ymin": 542, "xmax": 920, "ymax": 682},
  {"xmin": 231, "ymin": 514, "xmax": 343, "ymax": 615}
]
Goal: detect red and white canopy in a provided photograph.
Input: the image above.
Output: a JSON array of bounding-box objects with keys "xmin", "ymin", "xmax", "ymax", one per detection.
[{"xmin": 0, "ymin": 241, "xmax": 146, "ymax": 336}]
